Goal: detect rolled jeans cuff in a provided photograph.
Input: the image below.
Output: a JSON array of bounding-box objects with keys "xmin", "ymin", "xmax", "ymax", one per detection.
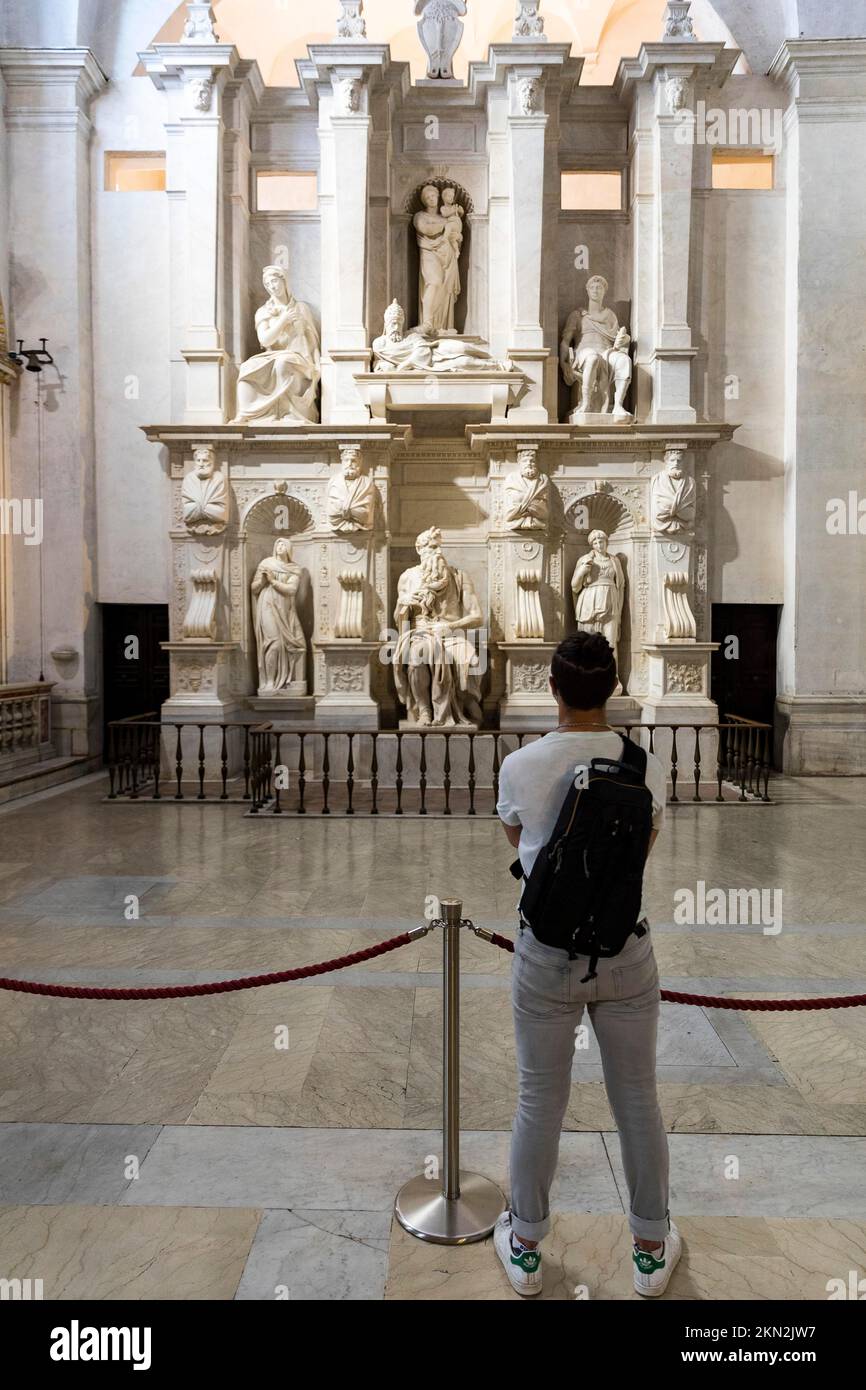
[
  {"xmin": 510, "ymin": 1209, "xmax": 550, "ymax": 1243},
  {"xmin": 629, "ymin": 1207, "xmax": 669, "ymax": 1243}
]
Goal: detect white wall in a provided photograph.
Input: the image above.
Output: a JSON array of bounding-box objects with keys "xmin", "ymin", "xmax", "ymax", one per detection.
[
  {"xmin": 90, "ymin": 1, "xmax": 174, "ymax": 605},
  {"xmin": 691, "ymin": 78, "xmax": 787, "ymax": 604}
]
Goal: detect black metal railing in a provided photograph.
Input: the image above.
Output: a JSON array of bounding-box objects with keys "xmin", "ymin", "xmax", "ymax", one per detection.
[{"xmin": 106, "ymin": 716, "xmax": 772, "ymax": 813}]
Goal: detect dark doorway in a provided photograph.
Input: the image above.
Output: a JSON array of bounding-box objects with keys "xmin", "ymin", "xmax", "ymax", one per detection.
[
  {"xmin": 711, "ymin": 603, "xmax": 780, "ymax": 734},
  {"xmin": 101, "ymin": 603, "xmax": 170, "ymax": 760}
]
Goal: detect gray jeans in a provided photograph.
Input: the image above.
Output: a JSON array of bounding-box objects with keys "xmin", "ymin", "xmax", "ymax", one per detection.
[{"xmin": 510, "ymin": 923, "xmax": 670, "ymax": 1244}]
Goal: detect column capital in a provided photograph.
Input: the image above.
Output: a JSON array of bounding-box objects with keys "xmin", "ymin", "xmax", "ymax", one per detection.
[
  {"xmin": 615, "ymin": 43, "xmax": 737, "ymax": 103},
  {"xmin": 138, "ymin": 42, "xmax": 240, "ymax": 91},
  {"xmin": 769, "ymin": 37, "xmax": 866, "ymax": 103},
  {"xmin": 0, "ymin": 47, "xmax": 107, "ymax": 128}
]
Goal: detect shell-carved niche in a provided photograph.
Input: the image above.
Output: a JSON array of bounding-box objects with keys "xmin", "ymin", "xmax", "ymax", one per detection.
[
  {"xmin": 404, "ymin": 178, "xmax": 474, "ymax": 335},
  {"xmin": 564, "ymin": 490, "xmax": 633, "ymax": 541},
  {"xmin": 240, "ymin": 490, "xmax": 314, "ymax": 540},
  {"xmin": 240, "ymin": 492, "xmax": 316, "ymax": 677},
  {"xmin": 564, "ymin": 489, "xmax": 644, "ymax": 694}
]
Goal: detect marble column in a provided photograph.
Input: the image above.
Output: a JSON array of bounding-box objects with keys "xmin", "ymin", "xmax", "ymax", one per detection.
[
  {"xmin": 0, "ymin": 48, "xmax": 107, "ymax": 756},
  {"xmin": 504, "ymin": 55, "xmax": 551, "ymax": 423},
  {"xmin": 617, "ymin": 42, "xmax": 737, "ymax": 425},
  {"xmin": 642, "ymin": 443, "xmax": 718, "ymax": 728},
  {"xmin": 139, "ymin": 37, "xmax": 239, "ymax": 424},
  {"xmin": 771, "ymin": 39, "xmax": 866, "ymax": 772},
  {"xmin": 312, "ymin": 442, "xmax": 388, "ymax": 727},
  {"xmin": 485, "ymin": 45, "xmax": 574, "ymax": 423},
  {"xmin": 309, "ymin": 45, "xmax": 390, "ymax": 425}
]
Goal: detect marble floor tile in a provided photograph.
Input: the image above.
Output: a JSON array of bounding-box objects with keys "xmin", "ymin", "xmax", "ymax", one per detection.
[
  {"xmin": 605, "ymin": 1132, "xmax": 866, "ymax": 1216},
  {"xmin": 289, "ymin": 1049, "xmax": 410, "ymax": 1128},
  {"xmin": 0, "ymin": 1203, "xmax": 259, "ymax": 1300},
  {"xmin": 124, "ymin": 1125, "xmax": 431, "ymax": 1210},
  {"xmin": 744, "ymin": 1007, "xmax": 866, "ymax": 1106},
  {"xmin": 235, "ymin": 1208, "xmax": 391, "ymax": 1300},
  {"xmin": 657, "ymin": 1083, "xmax": 866, "ymax": 1137},
  {"xmin": 385, "ymin": 1212, "xmax": 866, "ymax": 1302},
  {"xmin": 0, "ymin": 1123, "xmax": 160, "ymax": 1204}
]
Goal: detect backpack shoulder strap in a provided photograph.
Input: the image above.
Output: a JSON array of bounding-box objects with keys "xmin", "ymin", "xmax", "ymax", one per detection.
[{"xmin": 618, "ymin": 733, "xmax": 648, "ymax": 782}]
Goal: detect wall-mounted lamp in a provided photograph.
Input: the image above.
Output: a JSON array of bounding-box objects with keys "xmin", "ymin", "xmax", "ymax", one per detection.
[{"xmin": 9, "ymin": 338, "xmax": 54, "ymax": 373}]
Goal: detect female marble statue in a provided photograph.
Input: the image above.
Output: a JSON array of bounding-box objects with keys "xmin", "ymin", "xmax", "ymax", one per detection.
[
  {"xmin": 234, "ymin": 266, "xmax": 321, "ymax": 425},
  {"xmin": 251, "ymin": 539, "xmax": 307, "ymax": 693},
  {"xmin": 571, "ymin": 529, "xmax": 625, "ymax": 691},
  {"xmin": 414, "ymin": 185, "xmax": 462, "ymax": 333}
]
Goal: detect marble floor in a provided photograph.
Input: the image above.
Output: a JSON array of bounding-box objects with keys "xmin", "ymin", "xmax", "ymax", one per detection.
[{"xmin": 0, "ymin": 773, "xmax": 865, "ymax": 1300}]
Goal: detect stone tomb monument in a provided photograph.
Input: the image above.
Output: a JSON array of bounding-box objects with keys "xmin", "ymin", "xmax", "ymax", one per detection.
[{"xmin": 145, "ymin": 3, "xmax": 735, "ymax": 783}]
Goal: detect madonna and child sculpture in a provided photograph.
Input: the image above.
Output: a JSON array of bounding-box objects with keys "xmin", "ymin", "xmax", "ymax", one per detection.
[{"xmin": 414, "ymin": 183, "xmax": 464, "ymax": 332}]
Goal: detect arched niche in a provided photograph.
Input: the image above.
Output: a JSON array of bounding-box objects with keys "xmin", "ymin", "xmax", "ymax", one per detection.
[
  {"xmin": 240, "ymin": 489, "xmax": 313, "ymax": 539},
  {"xmin": 242, "ymin": 491, "xmax": 315, "ymax": 691},
  {"xmin": 404, "ymin": 178, "xmax": 474, "ymax": 335},
  {"xmin": 564, "ymin": 488, "xmax": 644, "ymax": 696}
]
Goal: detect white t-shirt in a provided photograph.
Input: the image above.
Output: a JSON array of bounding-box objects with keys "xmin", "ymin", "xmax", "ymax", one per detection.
[{"xmin": 497, "ymin": 731, "xmax": 666, "ymax": 879}]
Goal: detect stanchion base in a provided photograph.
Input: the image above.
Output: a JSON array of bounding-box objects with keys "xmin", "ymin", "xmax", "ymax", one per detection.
[{"xmin": 394, "ymin": 1171, "xmax": 506, "ymax": 1244}]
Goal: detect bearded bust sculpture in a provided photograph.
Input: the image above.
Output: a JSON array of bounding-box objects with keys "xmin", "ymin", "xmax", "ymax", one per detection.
[
  {"xmin": 504, "ymin": 448, "xmax": 553, "ymax": 534},
  {"xmin": 327, "ymin": 446, "xmax": 378, "ymax": 534},
  {"xmin": 651, "ymin": 446, "xmax": 697, "ymax": 538},
  {"xmin": 182, "ymin": 445, "xmax": 228, "ymax": 535}
]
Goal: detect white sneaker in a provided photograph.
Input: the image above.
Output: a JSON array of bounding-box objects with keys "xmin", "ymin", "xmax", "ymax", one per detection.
[
  {"xmin": 494, "ymin": 1212, "xmax": 542, "ymax": 1296},
  {"xmin": 633, "ymin": 1221, "xmax": 682, "ymax": 1297}
]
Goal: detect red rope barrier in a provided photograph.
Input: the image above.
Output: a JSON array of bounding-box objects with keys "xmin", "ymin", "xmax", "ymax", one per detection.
[
  {"xmin": 483, "ymin": 933, "xmax": 866, "ymax": 1011},
  {"xmin": 0, "ymin": 932, "xmax": 415, "ymax": 1001},
  {"xmin": 2, "ymin": 928, "xmax": 864, "ymax": 1011}
]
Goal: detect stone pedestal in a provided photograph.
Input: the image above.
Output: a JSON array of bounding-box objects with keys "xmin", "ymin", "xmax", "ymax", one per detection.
[
  {"xmin": 568, "ymin": 408, "xmax": 634, "ymax": 427},
  {"xmin": 162, "ymin": 640, "xmax": 241, "ymax": 712},
  {"xmin": 506, "ymin": 349, "xmax": 550, "ymax": 423},
  {"xmin": 250, "ymin": 694, "xmax": 316, "ymax": 716},
  {"xmin": 315, "ymin": 641, "xmax": 381, "ymax": 728},
  {"xmin": 161, "ymin": 640, "xmax": 243, "ymax": 780},
  {"xmin": 499, "ymin": 641, "xmax": 556, "ymax": 728},
  {"xmin": 639, "ymin": 640, "xmax": 719, "ymax": 778},
  {"xmin": 640, "ymin": 640, "xmax": 718, "ymax": 723},
  {"xmin": 354, "ymin": 370, "xmax": 528, "ymax": 424}
]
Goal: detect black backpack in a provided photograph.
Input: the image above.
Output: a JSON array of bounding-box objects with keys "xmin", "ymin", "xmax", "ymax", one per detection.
[{"xmin": 511, "ymin": 735, "xmax": 653, "ymax": 982}]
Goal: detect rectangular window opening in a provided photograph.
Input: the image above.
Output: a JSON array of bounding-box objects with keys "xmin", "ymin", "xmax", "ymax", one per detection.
[
  {"xmin": 256, "ymin": 171, "xmax": 318, "ymax": 212},
  {"xmin": 561, "ymin": 170, "xmax": 622, "ymax": 212},
  {"xmin": 711, "ymin": 151, "xmax": 774, "ymax": 191},
  {"xmin": 104, "ymin": 152, "xmax": 166, "ymax": 192}
]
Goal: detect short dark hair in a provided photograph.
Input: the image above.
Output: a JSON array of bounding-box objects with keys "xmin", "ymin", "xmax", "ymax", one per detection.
[{"xmin": 551, "ymin": 632, "xmax": 617, "ymax": 709}]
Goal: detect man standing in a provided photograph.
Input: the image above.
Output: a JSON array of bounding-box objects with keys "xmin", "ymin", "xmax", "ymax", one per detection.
[{"xmin": 494, "ymin": 631, "xmax": 680, "ymax": 1298}]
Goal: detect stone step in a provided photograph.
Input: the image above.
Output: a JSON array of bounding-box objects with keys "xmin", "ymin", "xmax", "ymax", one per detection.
[{"xmin": 0, "ymin": 754, "xmax": 96, "ymax": 806}]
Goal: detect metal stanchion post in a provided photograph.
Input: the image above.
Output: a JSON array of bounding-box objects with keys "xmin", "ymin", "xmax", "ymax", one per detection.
[{"xmin": 395, "ymin": 898, "xmax": 506, "ymax": 1243}]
